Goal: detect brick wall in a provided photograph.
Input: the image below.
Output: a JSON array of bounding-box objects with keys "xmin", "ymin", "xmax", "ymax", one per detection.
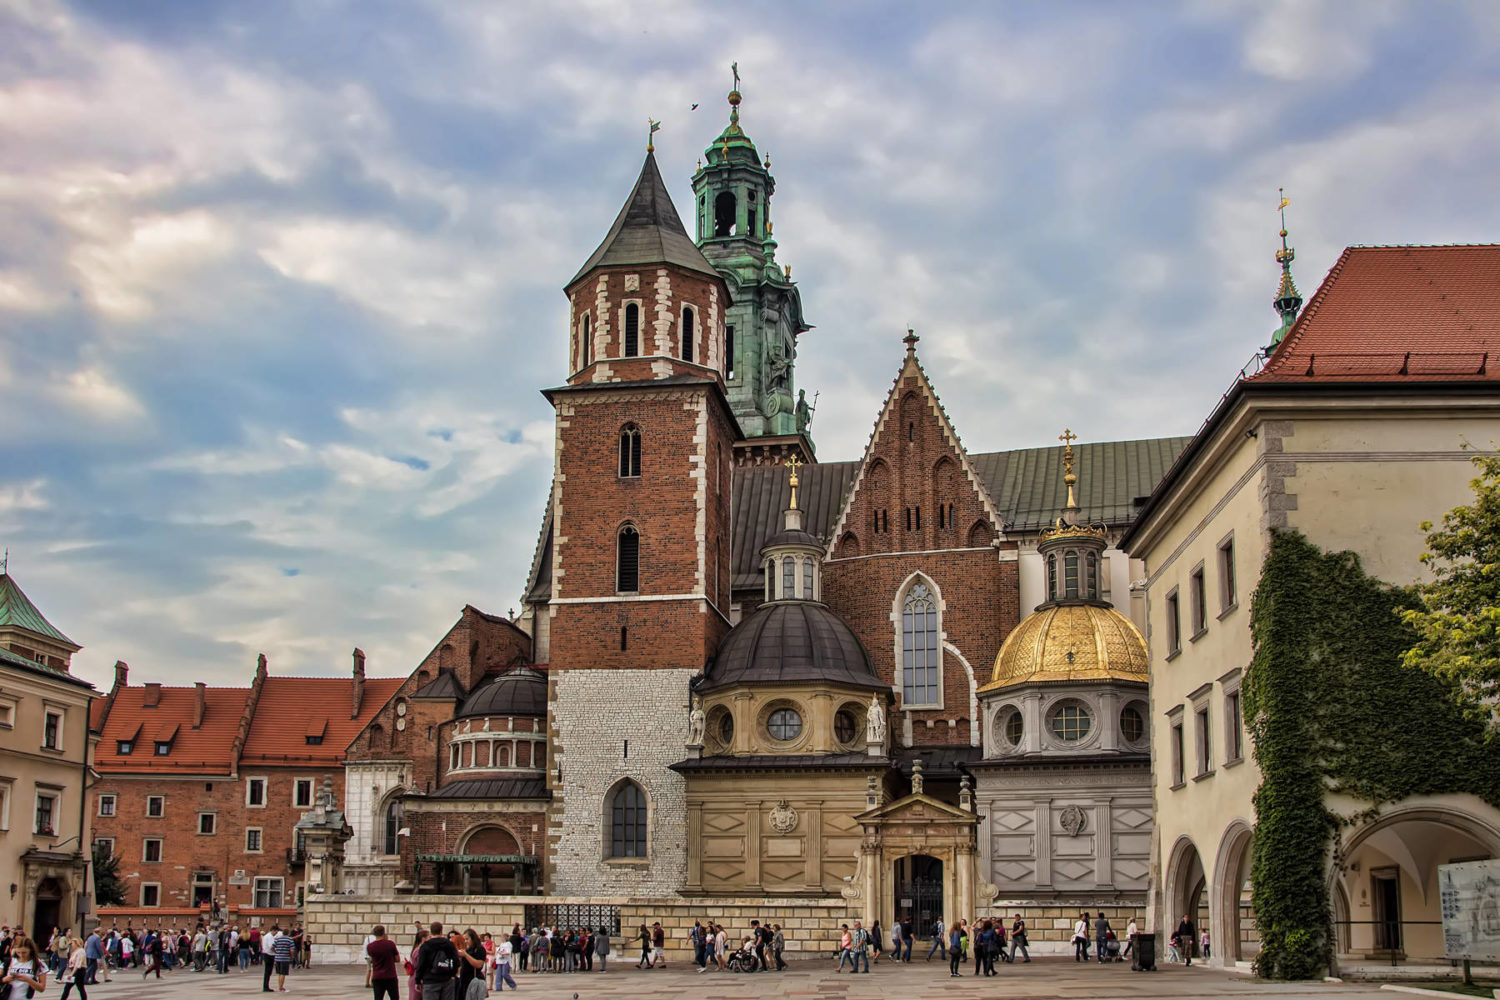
[
  {"xmin": 565, "ymin": 265, "xmax": 726, "ymax": 384},
  {"xmin": 94, "ymin": 768, "xmax": 335, "ymax": 911}
]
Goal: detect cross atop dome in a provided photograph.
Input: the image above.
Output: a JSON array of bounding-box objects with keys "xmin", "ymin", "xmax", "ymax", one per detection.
[{"xmin": 904, "ymin": 328, "xmax": 920, "ymax": 355}]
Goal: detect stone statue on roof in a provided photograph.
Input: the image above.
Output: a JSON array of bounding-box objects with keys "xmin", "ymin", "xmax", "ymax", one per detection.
[{"xmin": 795, "ymin": 389, "xmax": 813, "ymax": 434}]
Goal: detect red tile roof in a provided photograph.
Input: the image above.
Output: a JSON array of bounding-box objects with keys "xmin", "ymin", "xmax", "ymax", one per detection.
[
  {"xmin": 239, "ymin": 676, "xmax": 404, "ymax": 765},
  {"xmin": 94, "ymin": 686, "xmax": 249, "ymax": 773},
  {"xmin": 1254, "ymin": 245, "xmax": 1500, "ymax": 383}
]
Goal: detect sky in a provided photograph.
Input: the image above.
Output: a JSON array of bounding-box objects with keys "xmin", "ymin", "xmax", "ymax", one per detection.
[{"xmin": 2, "ymin": 0, "xmax": 1499, "ymax": 690}]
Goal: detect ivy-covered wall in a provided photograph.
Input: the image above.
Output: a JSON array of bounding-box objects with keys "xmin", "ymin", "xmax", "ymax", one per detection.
[{"xmin": 1244, "ymin": 529, "xmax": 1500, "ymax": 979}]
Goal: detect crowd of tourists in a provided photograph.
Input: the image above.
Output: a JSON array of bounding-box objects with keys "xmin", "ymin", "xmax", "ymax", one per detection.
[
  {"xmin": 0, "ymin": 920, "xmax": 314, "ymax": 996},
  {"xmin": 830, "ymin": 913, "xmax": 1034, "ymax": 977}
]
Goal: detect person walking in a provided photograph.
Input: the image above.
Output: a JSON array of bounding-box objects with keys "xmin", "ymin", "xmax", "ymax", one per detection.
[
  {"xmin": 850, "ymin": 921, "xmax": 869, "ymax": 974},
  {"xmin": 926, "ymin": 917, "xmax": 946, "ymax": 961},
  {"xmin": 140, "ymin": 929, "xmax": 161, "ymax": 979},
  {"xmin": 1174, "ymin": 915, "xmax": 1196, "ymax": 968},
  {"xmin": 493, "ymin": 931, "xmax": 516, "ymax": 992},
  {"xmin": 772, "ymin": 924, "xmax": 786, "ymax": 971},
  {"xmin": 834, "ymin": 924, "xmax": 853, "ymax": 972},
  {"xmin": 714, "ymin": 922, "xmax": 728, "ymax": 972},
  {"xmin": 651, "ymin": 922, "xmax": 666, "ymax": 969},
  {"xmin": 1009, "ymin": 914, "xmax": 1030, "ymax": 963},
  {"xmin": 900, "ymin": 917, "xmax": 914, "ymax": 962},
  {"xmin": 868, "ymin": 918, "xmax": 883, "ymax": 964},
  {"xmin": 83, "ymin": 926, "xmax": 103, "ymax": 985},
  {"xmin": 635, "ymin": 923, "xmax": 651, "ymax": 969},
  {"xmin": 1095, "ymin": 912, "xmax": 1112, "ymax": 963},
  {"xmin": 366, "ymin": 926, "xmax": 400, "ymax": 1000},
  {"xmin": 58, "ymin": 936, "xmax": 88, "ymax": 999},
  {"xmin": 1073, "ymin": 912, "xmax": 1090, "ymax": 961},
  {"xmin": 1123, "ymin": 917, "xmax": 1138, "ymax": 960}
]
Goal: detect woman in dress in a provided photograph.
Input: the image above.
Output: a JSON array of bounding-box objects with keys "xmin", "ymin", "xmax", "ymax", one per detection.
[{"xmin": 405, "ymin": 929, "xmax": 428, "ymax": 1000}]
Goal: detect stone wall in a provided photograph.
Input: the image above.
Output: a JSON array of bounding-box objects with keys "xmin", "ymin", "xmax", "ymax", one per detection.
[
  {"xmin": 980, "ymin": 901, "xmax": 1146, "ymax": 955},
  {"xmin": 305, "ymin": 893, "xmax": 857, "ymax": 964}
]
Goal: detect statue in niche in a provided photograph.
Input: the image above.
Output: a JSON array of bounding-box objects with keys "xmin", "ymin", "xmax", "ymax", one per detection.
[
  {"xmin": 766, "ymin": 337, "xmax": 792, "ymax": 392},
  {"xmin": 795, "ymin": 389, "xmax": 815, "ymax": 434},
  {"xmin": 866, "ymin": 695, "xmax": 887, "ymax": 745},
  {"xmin": 687, "ymin": 696, "xmax": 706, "ymax": 747}
]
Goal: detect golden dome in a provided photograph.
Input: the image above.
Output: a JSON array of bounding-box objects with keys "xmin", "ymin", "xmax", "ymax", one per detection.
[{"xmin": 980, "ymin": 603, "xmax": 1148, "ymax": 692}]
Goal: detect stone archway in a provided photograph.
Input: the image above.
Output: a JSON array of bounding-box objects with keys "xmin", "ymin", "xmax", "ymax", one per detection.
[
  {"xmin": 851, "ymin": 792, "xmax": 980, "ymax": 932},
  {"xmin": 1166, "ymin": 835, "xmax": 1207, "ymax": 940},
  {"xmin": 1212, "ymin": 821, "xmax": 1256, "ymax": 966}
]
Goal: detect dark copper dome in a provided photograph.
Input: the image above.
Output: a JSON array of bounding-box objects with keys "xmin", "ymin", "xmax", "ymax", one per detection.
[
  {"xmin": 701, "ymin": 602, "xmax": 883, "ymax": 693},
  {"xmin": 457, "ymin": 667, "xmax": 547, "ymax": 718}
]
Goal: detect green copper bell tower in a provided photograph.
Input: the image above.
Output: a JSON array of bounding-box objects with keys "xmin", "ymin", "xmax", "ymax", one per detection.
[{"xmin": 692, "ymin": 70, "xmax": 813, "ymax": 457}]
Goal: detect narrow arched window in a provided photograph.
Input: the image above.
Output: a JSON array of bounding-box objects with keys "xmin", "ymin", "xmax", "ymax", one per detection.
[
  {"xmin": 681, "ymin": 307, "xmax": 695, "ymax": 362},
  {"xmin": 1085, "ymin": 552, "xmax": 1098, "ymax": 600},
  {"xmin": 581, "ymin": 313, "xmax": 592, "ymax": 367},
  {"xmin": 618, "ymin": 424, "xmax": 641, "ymax": 478},
  {"xmin": 747, "ymin": 189, "xmax": 758, "ymax": 237},
  {"xmin": 765, "ymin": 558, "xmax": 775, "ymax": 601},
  {"xmin": 383, "ymin": 799, "xmax": 402, "ymax": 856},
  {"xmin": 624, "ymin": 303, "xmax": 639, "ymax": 357},
  {"xmin": 1048, "ymin": 553, "xmax": 1058, "ymax": 601},
  {"xmin": 609, "ymin": 781, "xmax": 647, "ymax": 858},
  {"xmin": 901, "ymin": 582, "xmax": 940, "ymax": 707},
  {"xmin": 617, "ymin": 525, "xmax": 640, "ymax": 593},
  {"xmin": 1064, "ymin": 550, "xmax": 1079, "ymax": 599},
  {"xmin": 726, "ymin": 326, "xmax": 735, "ymax": 380},
  {"xmin": 782, "ymin": 556, "xmax": 795, "ymax": 598}
]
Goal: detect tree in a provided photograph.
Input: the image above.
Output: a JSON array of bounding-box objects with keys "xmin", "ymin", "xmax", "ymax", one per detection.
[
  {"xmin": 92, "ymin": 842, "xmax": 126, "ymax": 906},
  {"xmin": 1401, "ymin": 450, "xmax": 1500, "ymax": 734}
]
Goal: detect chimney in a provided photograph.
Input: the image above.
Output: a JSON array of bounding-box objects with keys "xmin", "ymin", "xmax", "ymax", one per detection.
[
  {"xmin": 143, "ymin": 682, "xmax": 162, "ymax": 708},
  {"xmin": 112, "ymin": 660, "xmax": 129, "ymax": 692},
  {"xmin": 351, "ymin": 647, "xmax": 366, "ymax": 719},
  {"xmin": 193, "ymin": 682, "xmax": 206, "ymax": 729}
]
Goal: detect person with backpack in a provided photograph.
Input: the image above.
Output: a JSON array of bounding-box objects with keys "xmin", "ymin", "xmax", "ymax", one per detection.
[{"xmin": 415, "ymin": 922, "xmax": 459, "ymax": 1000}]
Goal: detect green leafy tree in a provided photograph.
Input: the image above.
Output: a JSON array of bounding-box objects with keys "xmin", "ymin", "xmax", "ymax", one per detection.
[
  {"xmin": 1401, "ymin": 451, "xmax": 1500, "ymax": 734},
  {"xmin": 92, "ymin": 842, "xmax": 126, "ymax": 906}
]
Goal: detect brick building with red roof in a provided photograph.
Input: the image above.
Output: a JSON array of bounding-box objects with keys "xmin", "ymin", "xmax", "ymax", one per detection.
[{"xmin": 90, "ymin": 650, "xmax": 401, "ymax": 926}]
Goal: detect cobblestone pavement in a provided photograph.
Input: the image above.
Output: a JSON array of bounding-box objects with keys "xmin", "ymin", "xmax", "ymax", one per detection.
[{"xmin": 59, "ymin": 960, "xmax": 1423, "ymax": 999}]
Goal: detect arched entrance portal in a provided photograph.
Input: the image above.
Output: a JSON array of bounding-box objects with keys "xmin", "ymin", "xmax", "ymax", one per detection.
[
  {"xmin": 894, "ymin": 855, "xmax": 944, "ymax": 940},
  {"xmin": 1213, "ymin": 822, "xmax": 1257, "ymax": 965},
  {"xmin": 33, "ymin": 877, "xmax": 63, "ymax": 944},
  {"xmin": 1166, "ymin": 837, "xmax": 1207, "ymax": 945}
]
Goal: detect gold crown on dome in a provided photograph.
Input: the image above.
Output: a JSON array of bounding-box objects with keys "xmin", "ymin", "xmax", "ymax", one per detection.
[{"xmin": 1039, "ymin": 517, "xmax": 1109, "ymax": 542}]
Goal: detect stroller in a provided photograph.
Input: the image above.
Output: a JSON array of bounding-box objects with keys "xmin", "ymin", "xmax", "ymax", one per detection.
[{"xmin": 1103, "ymin": 931, "xmax": 1124, "ymax": 962}]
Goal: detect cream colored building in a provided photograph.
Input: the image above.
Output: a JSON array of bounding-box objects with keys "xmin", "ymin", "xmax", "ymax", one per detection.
[
  {"xmin": 1122, "ymin": 245, "xmax": 1500, "ymax": 970},
  {"xmin": 0, "ymin": 570, "xmax": 97, "ymax": 941}
]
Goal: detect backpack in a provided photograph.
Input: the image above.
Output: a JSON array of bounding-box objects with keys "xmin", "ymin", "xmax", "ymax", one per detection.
[{"xmin": 429, "ymin": 947, "xmax": 456, "ymax": 979}]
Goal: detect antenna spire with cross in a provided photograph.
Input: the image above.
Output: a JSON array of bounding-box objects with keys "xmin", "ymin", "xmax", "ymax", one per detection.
[
  {"xmin": 784, "ymin": 455, "xmax": 803, "ymax": 511},
  {"xmin": 1059, "ymin": 429, "xmax": 1080, "ymax": 517}
]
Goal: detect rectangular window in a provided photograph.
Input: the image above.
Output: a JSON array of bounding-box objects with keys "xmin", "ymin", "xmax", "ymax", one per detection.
[
  {"xmin": 143, "ymin": 837, "xmax": 163, "ymax": 862},
  {"xmin": 141, "ymin": 883, "xmax": 160, "ymax": 907},
  {"xmin": 1165, "ymin": 590, "xmax": 1181, "ymax": 654},
  {"xmin": 43, "ymin": 710, "xmax": 61, "ymax": 750},
  {"xmin": 782, "ymin": 557, "xmax": 795, "ymax": 598},
  {"xmin": 1219, "ymin": 535, "xmax": 1237, "ymax": 613},
  {"xmin": 0, "ymin": 784, "xmax": 9, "ymax": 831},
  {"xmin": 198, "ymin": 813, "xmax": 216, "ymax": 835},
  {"xmin": 146, "ymin": 795, "xmax": 164, "ymax": 818},
  {"xmin": 803, "ymin": 558, "xmax": 814, "ymax": 599},
  {"xmin": 245, "ymin": 828, "xmax": 263, "ymax": 853},
  {"xmin": 0, "ymin": 700, "xmax": 14, "ymax": 727},
  {"xmin": 1171, "ymin": 722, "xmax": 1185, "ymax": 787},
  {"xmin": 623, "ymin": 303, "xmax": 639, "ymax": 357},
  {"xmin": 246, "ymin": 777, "xmax": 266, "ymax": 807},
  {"xmin": 293, "ymin": 779, "xmax": 313, "ymax": 808},
  {"xmin": 726, "ymin": 326, "xmax": 735, "ymax": 380},
  {"xmin": 98, "ymin": 794, "xmax": 117, "ymax": 817},
  {"xmin": 154, "ymin": 741, "xmax": 171, "ymax": 755},
  {"xmin": 116, "ymin": 740, "xmax": 134, "ymax": 755},
  {"xmin": 1190, "ymin": 565, "xmax": 1207, "ymax": 636},
  {"xmin": 34, "ymin": 791, "xmax": 57, "ymax": 835},
  {"xmin": 94, "ymin": 837, "xmax": 114, "ymax": 856},
  {"xmin": 254, "ymin": 876, "xmax": 284, "ymax": 909},
  {"xmin": 1196, "ymin": 707, "xmax": 1212, "ymax": 775},
  {"xmin": 1226, "ymin": 690, "xmax": 1244, "ymax": 762}
]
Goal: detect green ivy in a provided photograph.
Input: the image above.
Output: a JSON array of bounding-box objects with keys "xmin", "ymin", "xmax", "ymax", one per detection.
[{"xmin": 1244, "ymin": 529, "xmax": 1500, "ymax": 980}]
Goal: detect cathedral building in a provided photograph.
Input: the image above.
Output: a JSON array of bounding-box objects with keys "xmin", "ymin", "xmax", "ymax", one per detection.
[{"xmin": 481, "ymin": 86, "xmax": 1184, "ymax": 940}]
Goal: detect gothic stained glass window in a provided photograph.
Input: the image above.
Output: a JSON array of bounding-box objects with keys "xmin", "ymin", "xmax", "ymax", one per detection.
[
  {"xmin": 609, "ymin": 781, "xmax": 647, "ymax": 859},
  {"xmin": 618, "ymin": 425, "xmax": 641, "ymax": 478},
  {"xmin": 901, "ymin": 582, "xmax": 940, "ymax": 707}
]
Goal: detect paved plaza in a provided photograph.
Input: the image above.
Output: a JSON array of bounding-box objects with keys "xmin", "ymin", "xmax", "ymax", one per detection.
[{"xmin": 69, "ymin": 960, "xmax": 1433, "ymax": 999}]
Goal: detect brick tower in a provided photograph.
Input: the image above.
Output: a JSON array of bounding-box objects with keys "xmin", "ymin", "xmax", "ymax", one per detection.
[{"xmin": 543, "ymin": 145, "xmax": 738, "ymax": 894}]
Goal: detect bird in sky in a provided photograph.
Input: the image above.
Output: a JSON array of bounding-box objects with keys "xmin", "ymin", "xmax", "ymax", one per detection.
[{"xmin": 690, "ymin": 103, "xmax": 699, "ymax": 110}]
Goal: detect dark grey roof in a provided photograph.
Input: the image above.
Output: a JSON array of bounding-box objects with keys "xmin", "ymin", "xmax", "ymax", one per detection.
[
  {"xmin": 425, "ymin": 777, "xmax": 551, "ymax": 800},
  {"xmin": 700, "ymin": 601, "xmax": 883, "ymax": 693},
  {"xmin": 967, "ymin": 751, "xmax": 1150, "ymax": 770},
  {"xmin": 568, "ymin": 151, "xmax": 722, "ymax": 286},
  {"xmin": 525, "ymin": 435, "xmax": 1191, "ymax": 601},
  {"xmin": 670, "ymin": 752, "xmax": 888, "ymax": 773},
  {"xmin": 411, "ymin": 669, "xmax": 464, "ymax": 700},
  {"xmin": 760, "ymin": 526, "xmax": 824, "ymax": 552},
  {"xmin": 458, "ymin": 668, "xmax": 547, "ymax": 718},
  {"xmin": 895, "ymin": 745, "xmax": 981, "ymax": 780}
]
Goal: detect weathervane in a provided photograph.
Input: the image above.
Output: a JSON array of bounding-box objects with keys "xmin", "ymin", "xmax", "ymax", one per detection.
[
  {"xmin": 731, "ymin": 62, "xmax": 740, "ymax": 93},
  {"xmin": 647, "ymin": 118, "xmax": 660, "ymax": 153}
]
